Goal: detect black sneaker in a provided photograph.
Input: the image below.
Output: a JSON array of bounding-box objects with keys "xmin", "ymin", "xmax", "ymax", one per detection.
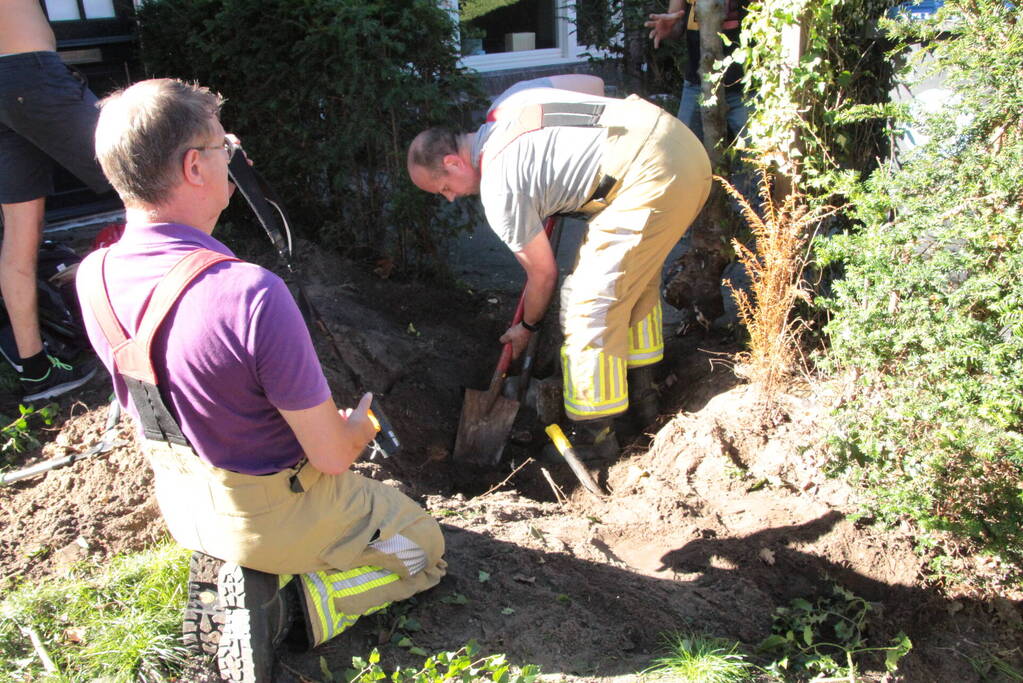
[
  {"xmin": 216, "ymin": 563, "xmax": 290, "ymax": 682},
  {"xmin": 20, "ymin": 355, "xmax": 97, "ymax": 402},
  {"xmin": 183, "ymin": 551, "xmax": 226, "ymax": 657}
]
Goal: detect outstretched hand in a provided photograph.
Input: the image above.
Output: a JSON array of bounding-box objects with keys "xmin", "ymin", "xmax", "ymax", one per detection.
[{"xmin": 645, "ymin": 11, "xmax": 683, "ymax": 49}]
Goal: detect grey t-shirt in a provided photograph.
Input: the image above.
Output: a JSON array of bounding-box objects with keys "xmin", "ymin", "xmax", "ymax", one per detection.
[{"xmin": 473, "ymin": 82, "xmax": 613, "ymax": 252}]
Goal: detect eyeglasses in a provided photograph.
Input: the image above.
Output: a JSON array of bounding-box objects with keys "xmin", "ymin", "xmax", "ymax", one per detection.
[{"xmin": 189, "ymin": 135, "xmax": 238, "ymax": 161}]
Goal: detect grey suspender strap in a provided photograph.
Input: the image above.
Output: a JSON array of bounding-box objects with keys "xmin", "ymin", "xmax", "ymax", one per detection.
[{"xmin": 534, "ymin": 102, "xmax": 605, "ymax": 128}]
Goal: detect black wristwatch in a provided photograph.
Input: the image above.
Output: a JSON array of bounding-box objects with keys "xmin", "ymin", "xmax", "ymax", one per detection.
[{"xmin": 521, "ymin": 319, "xmax": 543, "ymax": 332}]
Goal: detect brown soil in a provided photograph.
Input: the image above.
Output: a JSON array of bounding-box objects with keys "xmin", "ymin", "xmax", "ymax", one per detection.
[{"xmin": 1, "ymin": 239, "xmax": 1020, "ymax": 682}]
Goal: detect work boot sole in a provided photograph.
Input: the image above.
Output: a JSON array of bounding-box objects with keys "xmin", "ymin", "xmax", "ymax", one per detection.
[
  {"xmin": 216, "ymin": 563, "xmax": 278, "ymax": 683},
  {"xmin": 182, "ymin": 551, "xmax": 225, "ymax": 657}
]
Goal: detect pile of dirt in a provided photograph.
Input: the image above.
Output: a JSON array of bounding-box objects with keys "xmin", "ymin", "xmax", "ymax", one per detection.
[{"xmin": 1, "ymin": 245, "xmax": 1021, "ymax": 682}]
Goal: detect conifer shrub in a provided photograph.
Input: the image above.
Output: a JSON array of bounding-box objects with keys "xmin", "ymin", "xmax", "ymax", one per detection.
[
  {"xmin": 818, "ymin": 0, "xmax": 1023, "ymax": 589},
  {"xmin": 136, "ymin": 0, "xmax": 484, "ymax": 272}
]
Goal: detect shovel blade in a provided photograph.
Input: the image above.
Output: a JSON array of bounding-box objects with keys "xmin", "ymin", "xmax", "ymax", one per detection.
[{"xmin": 452, "ymin": 388, "xmax": 520, "ymax": 467}]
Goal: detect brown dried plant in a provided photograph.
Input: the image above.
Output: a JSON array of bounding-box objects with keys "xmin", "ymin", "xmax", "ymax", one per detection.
[{"xmin": 721, "ymin": 170, "xmax": 836, "ymax": 396}]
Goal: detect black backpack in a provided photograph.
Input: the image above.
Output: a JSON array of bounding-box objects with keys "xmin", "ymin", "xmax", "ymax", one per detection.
[{"xmin": 0, "ymin": 240, "xmax": 91, "ymax": 370}]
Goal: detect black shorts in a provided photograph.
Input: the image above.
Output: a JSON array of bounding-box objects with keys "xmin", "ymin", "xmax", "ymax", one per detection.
[{"xmin": 0, "ymin": 51, "xmax": 111, "ymax": 204}]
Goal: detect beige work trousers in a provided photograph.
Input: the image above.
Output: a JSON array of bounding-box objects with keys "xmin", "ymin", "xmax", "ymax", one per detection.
[
  {"xmin": 143, "ymin": 440, "xmax": 446, "ymax": 615},
  {"xmin": 560, "ymin": 95, "xmax": 711, "ymax": 420}
]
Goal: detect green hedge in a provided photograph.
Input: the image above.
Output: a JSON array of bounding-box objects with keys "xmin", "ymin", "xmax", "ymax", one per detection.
[
  {"xmin": 136, "ymin": 0, "xmax": 484, "ymax": 271},
  {"xmin": 818, "ymin": 0, "xmax": 1023, "ymax": 585}
]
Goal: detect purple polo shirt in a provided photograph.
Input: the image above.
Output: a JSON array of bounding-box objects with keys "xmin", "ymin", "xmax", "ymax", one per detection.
[{"xmin": 77, "ymin": 223, "xmax": 330, "ymax": 474}]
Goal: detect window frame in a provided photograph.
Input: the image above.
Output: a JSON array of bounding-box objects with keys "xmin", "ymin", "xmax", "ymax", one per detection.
[
  {"xmin": 446, "ymin": 0, "xmax": 592, "ymax": 72},
  {"xmin": 43, "ymin": 0, "xmax": 136, "ymax": 49}
]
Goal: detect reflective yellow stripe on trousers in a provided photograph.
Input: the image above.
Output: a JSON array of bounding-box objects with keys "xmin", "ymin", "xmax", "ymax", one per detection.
[
  {"xmin": 562, "ymin": 346, "xmax": 628, "ymax": 419},
  {"xmin": 563, "ymin": 302, "xmax": 664, "ymax": 418},
  {"xmin": 628, "ymin": 301, "xmax": 663, "ymax": 368},
  {"xmin": 299, "ymin": 565, "xmax": 399, "ymax": 646}
]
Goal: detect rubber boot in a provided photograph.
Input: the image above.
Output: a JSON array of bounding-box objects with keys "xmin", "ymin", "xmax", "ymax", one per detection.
[
  {"xmin": 566, "ymin": 417, "xmax": 620, "ymax": 462},
  {"xmin": 627, "ymin": 365, "xmax": 660, "ymax": 431}
]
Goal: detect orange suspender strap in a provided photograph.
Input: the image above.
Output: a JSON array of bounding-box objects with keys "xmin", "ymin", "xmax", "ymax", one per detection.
[
  {"xmin": 81, "ymin": 248, "xmax": 240, "ymax": 383},
  {"xmin": 79, "ymin": 247, "xmax": 241, "ymax": 446}
]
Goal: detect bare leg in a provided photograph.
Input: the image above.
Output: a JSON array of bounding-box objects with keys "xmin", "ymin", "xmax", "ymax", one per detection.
[{"xmin": 1, "ymin": 198, "xmax": 45, "ymax": 361}]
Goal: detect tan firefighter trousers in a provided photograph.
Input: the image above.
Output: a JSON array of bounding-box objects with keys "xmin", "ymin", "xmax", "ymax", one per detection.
[
  {"xmin": 143, "ymin": 439, "xmax": 446, "ymax": 644},
  {"xmin": 560, "ymin": 95, "xmax": 711, "ymax": 420}
]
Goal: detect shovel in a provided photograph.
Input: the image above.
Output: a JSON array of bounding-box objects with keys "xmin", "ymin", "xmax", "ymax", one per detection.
[
  {"xmin": 453, "ymin": 217, "xmax": 560, "ymax": 466},
  {"xmin": 452, "ymin": 335, "xmax": 522, "ymax": 467}
]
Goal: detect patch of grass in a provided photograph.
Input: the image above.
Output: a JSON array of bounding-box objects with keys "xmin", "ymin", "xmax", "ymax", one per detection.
[
  {"xmin": 642, "ymin": 632, "xmax": 755, "ymax": 682},
  {"xmin": 0, "ymin": 541, "xmax": 191, "ymax": 682},
  {"xmin": 966, "ymin": 651, "xmax": 1023, "ymax": 682}
]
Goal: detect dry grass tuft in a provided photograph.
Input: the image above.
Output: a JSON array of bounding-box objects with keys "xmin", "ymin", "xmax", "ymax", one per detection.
[{"xmin": 722, "ymin": 170, "xmax": 835, "ymax": 396}]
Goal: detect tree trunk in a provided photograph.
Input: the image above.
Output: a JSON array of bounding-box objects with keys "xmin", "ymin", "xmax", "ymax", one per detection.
[
  {"xmin": 623, "ymin": 5, "xmax": 647, "ymax": 92},
  {"xmin": 696, "ymin": 0, "xmax": 727, "ymax": 166},
  {"xmin": 663, "ymin": 0, "xmax": 738, "ymax": 327}
]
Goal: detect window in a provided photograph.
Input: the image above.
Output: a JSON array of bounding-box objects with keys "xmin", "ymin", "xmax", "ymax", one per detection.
[
  {"xmin": 43, "ymin": 0, "xmax": 117, "ymax": 21},
  {"xmin": 450, "ymin": 0, "xmax": 590, "ymax": 72}
]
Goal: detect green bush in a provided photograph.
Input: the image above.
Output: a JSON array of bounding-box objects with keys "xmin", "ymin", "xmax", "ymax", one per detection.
[
  {"xmin": 741, "ymin": 0, "xmax": 900, "ymax": 197},
  {"xmin": 818, "ymin": 0, "xmax": 1023, "ymax": 585},
  {"xmin": 136, "ymin": 0, "xmax": 485, "ymax": 272}
]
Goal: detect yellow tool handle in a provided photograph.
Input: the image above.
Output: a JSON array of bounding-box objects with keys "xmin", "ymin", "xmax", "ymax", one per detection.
[
  {"xmin": 545, "ymin": 423, "xmax": 573, "ymax": 454},
  {"xmin": 544, "ymin": 423, "xmax": 607, "ymax": 498},
  {"xmin": 367, "ymin": 410, "xmax": 381, "ymax": 432}
]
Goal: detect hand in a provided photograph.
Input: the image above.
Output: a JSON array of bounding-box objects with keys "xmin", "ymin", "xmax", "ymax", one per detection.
[
  {"xmin": 645, "ymin": 11, "xmax": 683, "ymax": 49},
  {"xmin": 499, "ymin": 323, "xmax": 532, "ymax": 360},
  {"xmin": 342, "ymin": 392, "xmax": 378, "ymax": 451}
]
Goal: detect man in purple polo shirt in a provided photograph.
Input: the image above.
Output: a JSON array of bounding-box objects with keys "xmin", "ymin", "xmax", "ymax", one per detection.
[{"xmin": 77, "ymin": 79, "xmax": 446, "ymax": 682}]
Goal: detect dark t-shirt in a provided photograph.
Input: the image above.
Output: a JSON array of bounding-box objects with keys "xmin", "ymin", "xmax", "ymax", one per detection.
[{"xmin": 682, "ymin": 0, "xmax": 747, "ymax": 92}]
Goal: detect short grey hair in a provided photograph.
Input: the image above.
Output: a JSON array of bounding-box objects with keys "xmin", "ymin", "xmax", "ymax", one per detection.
[{"xmin": 95, "ymin": 79, "xmax": 224, "ymax": 206}]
